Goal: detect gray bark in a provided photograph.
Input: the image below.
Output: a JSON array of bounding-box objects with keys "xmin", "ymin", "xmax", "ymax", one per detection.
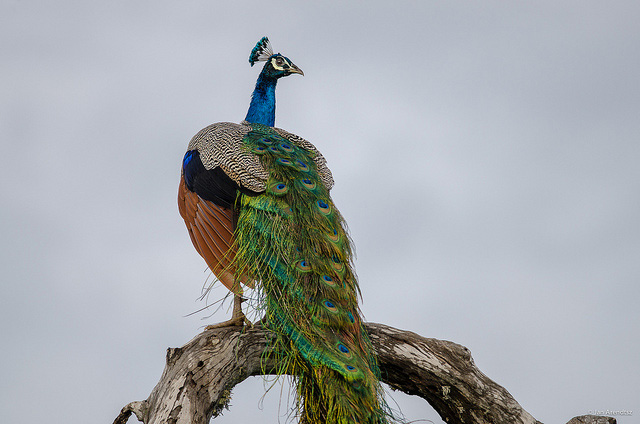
[{"xmin": 113, "ymin": 322, "xmax": 615, "ymax": 424}]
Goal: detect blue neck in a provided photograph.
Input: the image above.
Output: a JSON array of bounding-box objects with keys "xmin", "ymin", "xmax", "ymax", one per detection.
[{"xmin": 245, "ymin": 72, "xmax": 277, "ymax": 127}]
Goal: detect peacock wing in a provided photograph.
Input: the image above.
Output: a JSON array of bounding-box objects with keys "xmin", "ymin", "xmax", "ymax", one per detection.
[
  {"xmin": 178, "ymin": 175, "xmax": 254, "ymax": 294},
  {"xmin": 189, "ymin": 121, "xmax": 334, "ymax": 193}
]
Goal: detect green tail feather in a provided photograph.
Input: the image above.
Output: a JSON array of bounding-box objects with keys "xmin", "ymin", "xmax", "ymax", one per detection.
[{"xmin": 232, "ymin": 124, "xmax": 389, "ymax": 423}]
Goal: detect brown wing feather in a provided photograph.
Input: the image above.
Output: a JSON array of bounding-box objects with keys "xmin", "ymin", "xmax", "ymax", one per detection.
[{"xmin": 178, "ymin": 175, "xmax": 253, "ymax": 294}]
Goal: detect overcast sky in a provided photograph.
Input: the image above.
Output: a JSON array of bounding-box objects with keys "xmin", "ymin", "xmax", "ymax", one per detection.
[{"xmin": 1, "ymin": 1, "xmax": 638, "ymax": 423}]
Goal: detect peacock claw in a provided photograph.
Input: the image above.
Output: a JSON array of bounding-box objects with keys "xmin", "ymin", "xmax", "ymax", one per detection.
[
  {"xmin": 205, "ymin": 314, "xmax": 247, "ymax": 329},
  {"xmin": 205, "ymin": 294, "xmax": 248, "ymax": 329}
]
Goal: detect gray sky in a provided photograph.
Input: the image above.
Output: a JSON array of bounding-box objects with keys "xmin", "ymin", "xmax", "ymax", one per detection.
[{"xmin": 1, "ymin": 1, "xmax": 638, "ymax": 423}]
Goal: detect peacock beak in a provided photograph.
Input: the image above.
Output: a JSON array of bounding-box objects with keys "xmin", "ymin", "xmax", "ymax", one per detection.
[{"xmin": 289, "ymin": 64, "xmax": 304, "ymax": 76}]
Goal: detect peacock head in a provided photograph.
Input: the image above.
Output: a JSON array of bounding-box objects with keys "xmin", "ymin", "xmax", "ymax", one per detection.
[{"xmin": 249, "ymin": 36, "xmax": 303, "ymax": 79}]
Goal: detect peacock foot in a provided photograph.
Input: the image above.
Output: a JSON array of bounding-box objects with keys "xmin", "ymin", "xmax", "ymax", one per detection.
[
  {"xmin": 205, "ymin": 294, "xmax": 249, "ymax": 329},
  {"xmin": 205, "ymin": 313, "xmax": 248, "ymax": 329}
]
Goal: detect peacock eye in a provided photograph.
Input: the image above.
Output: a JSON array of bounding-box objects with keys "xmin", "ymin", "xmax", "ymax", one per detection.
[{"xmin": 276, "ymin": 57, "xmax": 284, "ymax": 66}]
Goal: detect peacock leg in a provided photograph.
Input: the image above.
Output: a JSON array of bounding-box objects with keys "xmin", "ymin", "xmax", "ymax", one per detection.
[{"xmin": 205, "ymin": 291, "xmax": 248, "ymax": 329}]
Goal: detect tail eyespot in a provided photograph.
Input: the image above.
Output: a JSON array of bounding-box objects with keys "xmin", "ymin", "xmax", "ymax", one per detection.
[
  {"xmin": 269, "ymin": 182, "xmax": 288, "ymax": 195},
  {"xmin": 301, "ymin": 178, "xmax": 316, "ymax": 190},
  {"xmin": 332, "ymin": 260, "xmax": 344, "ymax": 272},
  {"xmin": 337, "ymin": 343, "xmax": 353, "ymax": 359},
  {"xmin": 323, "ymin": 300, "xmax": 338, "ymax": 312},
  {"xmin": 327, "ymin": 228, "xmax": 340, "ymax": 242},
  {"xmin": 296, "ymin": 260, "xmax": 311, "ymax": 272},
  {"xmin": 322, "ymin": 275, "xmax": 336, "ymax": 287},
  {"xmin": 316, "ymin": 200, "xmax": 331, "ymax": 215},
  {"xmin": 280, "ymin": 143, "xmax": 293, "ymax": 152}
]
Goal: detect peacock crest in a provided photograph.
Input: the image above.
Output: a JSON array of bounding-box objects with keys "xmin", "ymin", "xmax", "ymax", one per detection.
[{"xmin": 249, "ymin": 36, "xmax": 274, "ymax": 66}]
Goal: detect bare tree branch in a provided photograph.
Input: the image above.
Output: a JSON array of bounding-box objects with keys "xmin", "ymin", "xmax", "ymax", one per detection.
[{"xmin": 113, "ymin": 322, "xmax": 616, "ymax": 424}]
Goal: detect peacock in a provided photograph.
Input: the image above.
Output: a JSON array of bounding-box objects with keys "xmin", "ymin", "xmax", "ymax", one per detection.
[{"xmin": 178, "ymin": 37, "xmax": 390, "ymax": 424}]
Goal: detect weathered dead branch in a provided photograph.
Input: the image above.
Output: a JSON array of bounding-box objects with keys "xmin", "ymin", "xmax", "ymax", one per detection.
[{"xmin": 114, "ymin": 322, "xmax": 615, "ymax": 424}]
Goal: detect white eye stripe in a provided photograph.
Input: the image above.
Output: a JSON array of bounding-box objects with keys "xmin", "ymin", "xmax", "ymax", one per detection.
[{"xmin": 271, "ymin": 57, "xmax": 289, "ymax": 71}]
